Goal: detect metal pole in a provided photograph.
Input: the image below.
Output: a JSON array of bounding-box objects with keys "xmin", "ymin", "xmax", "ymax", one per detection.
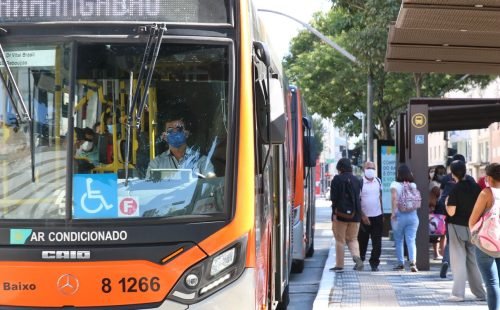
[
  {"xmin": 257, "ymin": 9, "xmax": 358, "ymax": 64},
  {"xmin": 362, "ymin": 113, "xmax": 366, "ymax": 162},
  {"xmin": 366, "ymin": 73, "xmax": 374, "ymax": 161},
  {"xmin": 345, "ymin": 131, "xmax": 349, "ymax": 158}
]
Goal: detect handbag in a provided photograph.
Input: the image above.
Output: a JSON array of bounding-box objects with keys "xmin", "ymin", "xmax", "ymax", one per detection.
[
  {"xmin": 429, "ymin": 213, "xmax": 446, "ymax": 236},
  {"xmin": 452, "ymin": 224, "xmax": 470, "ymax": 242}
]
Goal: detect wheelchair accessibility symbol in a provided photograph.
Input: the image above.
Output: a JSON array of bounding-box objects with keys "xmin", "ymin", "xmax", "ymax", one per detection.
[
  {"xmin": 81, "ymin": 178, "xmax": 113, "ymax": 213},
  {"xmin": 73, "ymin": 174, "xmax": 117, "ymax": 219}
]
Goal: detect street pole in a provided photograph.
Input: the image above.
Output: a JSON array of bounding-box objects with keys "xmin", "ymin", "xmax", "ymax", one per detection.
[
  {"xmin": 362, "ymin": 114, "xmax": 366, "ymax": 162},
  {"xmin": 366, "ymin": 73, "xmax": 374, "ymax": 161},
  {"xmin": 354, "ymin": 111, "xmax": 365, "ymax": 163},
  {"xmin": 257, "ymin": 9, "xmax": 358, "ymax": 64}
]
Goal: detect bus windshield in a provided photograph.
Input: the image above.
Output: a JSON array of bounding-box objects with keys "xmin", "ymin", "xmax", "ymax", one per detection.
[{"xmin": 1, "ymin": 42, "xmax": 230, "ymax": 221}]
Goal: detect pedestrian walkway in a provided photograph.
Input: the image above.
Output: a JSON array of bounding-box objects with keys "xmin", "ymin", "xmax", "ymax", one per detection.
[{"xmin": 313, "ymin": 235, "xmax": 487, "ymax": 309}]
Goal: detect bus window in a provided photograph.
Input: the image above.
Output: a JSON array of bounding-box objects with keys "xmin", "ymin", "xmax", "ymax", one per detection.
[
  {"xmin": 0, "ymin": 43, "xmax": 70, "ymax": 220},
  {"xmin": 72, "ymin": 43, "xmax": 230, "ymax": 221}
]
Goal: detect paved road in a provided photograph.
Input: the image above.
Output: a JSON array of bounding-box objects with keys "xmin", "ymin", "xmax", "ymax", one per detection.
[{"xmin": 288, "ymin": 197, "xmax": 331, "ymax": 310}]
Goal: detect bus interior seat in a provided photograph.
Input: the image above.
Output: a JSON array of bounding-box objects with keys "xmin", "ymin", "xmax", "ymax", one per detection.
[{"xmin": 97, "ymin": 134, "xmax": 109, "ymax": 164}]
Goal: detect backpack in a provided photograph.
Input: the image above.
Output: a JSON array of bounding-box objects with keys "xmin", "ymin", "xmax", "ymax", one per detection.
[
  {"xmin": 429, "ymin": 213, "xmax": 446, "ymax": 236},
  {"xmin": 335, "ymin": 176, "xmax": 358, "ymax": 220},
  {"xmin": 471, "ymin": 187, "xmax": 500, "ymax": 258},
  {"xmin": 396, "ymin": 182, "xmax": 422, "ymax": 212}
]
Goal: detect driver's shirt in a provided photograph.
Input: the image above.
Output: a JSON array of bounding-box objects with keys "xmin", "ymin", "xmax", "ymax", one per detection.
[{"xmin": 145, "ymin": 146, "xmax": 214, "ymax": 179}]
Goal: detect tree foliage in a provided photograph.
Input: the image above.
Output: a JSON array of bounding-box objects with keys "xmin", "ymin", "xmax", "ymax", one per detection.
[
  {"xmin": 284, "ymin": 1, "xmax": 493, "ymax": 140},
  {"xmin": 312, "ymin": 115, "xmax": 325, "ymax": 157}
]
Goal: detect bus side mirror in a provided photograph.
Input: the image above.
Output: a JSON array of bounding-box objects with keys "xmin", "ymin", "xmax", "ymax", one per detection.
[
  {"xmin": 253, "ymin": 41, "xmax": 270, "ymax": 67},
  {"xmin": 267, "ymin": 77, "xmax": 286, "ymax": 144},
  {"xmin": 302, "ymin": 116, "xmax": 317, "ymax": 167},
  {"xmin": 303, "ymin": 136, "xmax": 317, "ymax": 167}
]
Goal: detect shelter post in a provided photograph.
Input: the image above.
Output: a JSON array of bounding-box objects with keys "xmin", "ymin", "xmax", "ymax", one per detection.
[{"xmin": 409, "ymin": 100, "xmax": 430, "ymax": 271}]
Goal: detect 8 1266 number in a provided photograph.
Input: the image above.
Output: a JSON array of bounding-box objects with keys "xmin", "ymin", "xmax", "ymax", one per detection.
[{"xmin": 101, "ymin": 277, "xmax": 160, "ymax": 293}]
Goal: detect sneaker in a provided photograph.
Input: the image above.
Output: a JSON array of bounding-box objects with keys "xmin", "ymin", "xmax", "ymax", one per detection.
[
  {"xmin": 447, "ymin": 295, "xmax": 464, "ymax": 302},
  {"xmin": 440, "ymin": 261, "xmax": 449, "ymax": 278},
  {"xmin": 392, "ymin": 264, "xmax": 404, "ymax": 271},
  {"xmin": 353, "ymin": 256, "xmax": 364, "ymax": 271},
  {"xmin": 329, "ymin": 267, "xmax": 344, "ymax": 273},
  {"xmin": 475, "ymin": 296, "xmax": 486, "ymax": 301},
  {"xmin": 410, "ymin": 262, "xmax": 418, "ymax": 272},
  {"xmin": 371, "ymin": 266, "xmax": 379, "ymax": 272}
]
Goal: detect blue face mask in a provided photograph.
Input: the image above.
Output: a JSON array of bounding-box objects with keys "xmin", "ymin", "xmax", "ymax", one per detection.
[{"xmin": 167, "ymin": 131, "xmax": 186, "ymax": 148}]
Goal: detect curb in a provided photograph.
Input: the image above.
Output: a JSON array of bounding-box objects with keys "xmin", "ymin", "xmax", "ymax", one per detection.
[{"xmin": 312, "ymin": 238, "xmax": 335, "ymax": 310}]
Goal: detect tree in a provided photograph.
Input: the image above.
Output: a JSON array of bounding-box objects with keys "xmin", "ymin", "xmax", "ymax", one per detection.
[
  {"xmin": 312, "ymin": 114, "xmax": 325, "ymax": 157},
  {"xmin": 284, "ymin": 1, "xmax": 492, "ymax": 140}
]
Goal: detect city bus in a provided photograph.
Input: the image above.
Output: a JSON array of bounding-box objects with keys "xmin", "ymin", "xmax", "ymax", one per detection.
[
  {"xmin": 0, "ymin": 0, "xmax": 293, "ymax": 309},
  {"xmin": 287, "ymin": 85, "xmax": 316, "ymax": 273}
]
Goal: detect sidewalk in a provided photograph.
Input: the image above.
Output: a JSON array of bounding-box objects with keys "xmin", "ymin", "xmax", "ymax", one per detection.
[{"xmin": 313, "ymin": 235, "xmax": 487, "ymax": 309}]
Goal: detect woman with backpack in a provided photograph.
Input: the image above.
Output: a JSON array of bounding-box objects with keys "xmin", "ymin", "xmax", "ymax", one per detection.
[
  {"xmin": 446, "ymin": 160, "xmax": 486, "ymax": 302},
  {"xmin": 329, "ymin": 158, "xmax": 364, "ymax": 273},
  {"xmin": 469, "ymin": 163, "xmax": 500, "ymax": 310},
  {"xmin": 391, "ymin": 164, "xmax": 420, "ymax": 272}
]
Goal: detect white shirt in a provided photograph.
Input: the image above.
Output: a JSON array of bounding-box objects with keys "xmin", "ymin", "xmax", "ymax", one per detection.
[
  {"xmin": 145, "ymin": 146, "xmax": 214, "ymax": 179},
  {"xmin": 361, "ymin": 177, "xmax": 382, "ymax": 217}
]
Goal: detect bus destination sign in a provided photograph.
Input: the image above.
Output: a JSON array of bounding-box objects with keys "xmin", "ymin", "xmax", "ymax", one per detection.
[{"xmin": 0, "ymin": 0, "xmax": 227, "ymax": 24}]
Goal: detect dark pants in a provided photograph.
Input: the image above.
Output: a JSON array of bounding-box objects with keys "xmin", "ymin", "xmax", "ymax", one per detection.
[{"xmin": 358, "ymin": 214, "xmax": 383, "ymax": 268}]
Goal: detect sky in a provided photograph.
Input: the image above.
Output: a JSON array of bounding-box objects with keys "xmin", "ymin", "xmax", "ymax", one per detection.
[{"xmin": 254, "ymin": 0, "xmax": 332, "ymax": 59}]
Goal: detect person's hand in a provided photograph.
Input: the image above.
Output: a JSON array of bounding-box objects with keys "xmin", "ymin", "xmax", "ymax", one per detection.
[
  {"xmin": 361, "ymin": 215, "xmax": 371, "ymax": 225},
  {"xmin": 150, "ymin": 172, "xmax": 162, "ymax": 183},
  {"xmin": 391, "ymin": 213, "xmax": 397, "ymax": 221},
  {"xmin": 75, "ymin": 140, "xmax": 83, "ymax": 149}
]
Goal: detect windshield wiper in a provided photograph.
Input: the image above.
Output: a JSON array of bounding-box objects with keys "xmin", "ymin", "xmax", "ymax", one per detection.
[
  {"xmin": 124, "ymin": 24, "xmax": 166, "ymax": 185},
  {"xmin": 0, "ymin": 43, "xmax": 31, "ymax": 123}
]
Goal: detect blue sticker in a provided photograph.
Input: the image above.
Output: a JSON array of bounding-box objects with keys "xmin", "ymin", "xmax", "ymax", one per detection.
[
  {"xmin": 10, "ymin": 229, "xmax": 32, "ymax": 245},
  {"xmin": 73, "ymin": 174, "xmax": 118, "ymax": 219},
  {"xmin": 415, "ymin": 135, "xmax": 425, "ymax": 145}
]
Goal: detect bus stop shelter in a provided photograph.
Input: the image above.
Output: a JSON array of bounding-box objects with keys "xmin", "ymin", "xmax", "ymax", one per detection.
[{"xmin": 385, "ymin": 0, "xmax": 500, "ymax": 270}]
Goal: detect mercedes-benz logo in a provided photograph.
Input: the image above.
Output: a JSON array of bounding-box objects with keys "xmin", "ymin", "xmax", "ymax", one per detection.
[{"xmin": 57, "ymin": 274, "xmax": 80, "ymax": 295}]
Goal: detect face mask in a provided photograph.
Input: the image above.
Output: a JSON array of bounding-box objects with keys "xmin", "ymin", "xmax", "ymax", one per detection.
[
  {"xmin": 81, "ymin": 141, "xmax": 93, "ymax": 152},
  {"xmin": 167, "ymin": 131, "xmax": 186, "ymax": 148},
  {"xmin": 107, "ymin": 125, "xmax": 113, "ymax": 133},
  {"xmin": 364, "ymin": 169, "xmax": 376, "ymax": 179},
  {"xmin": 429, "ymin": 172, "xmax": 435, "ymax": 179},
  {"xmin": 436, "ymin": 175, "xmax": 444, "ymax": 182}
]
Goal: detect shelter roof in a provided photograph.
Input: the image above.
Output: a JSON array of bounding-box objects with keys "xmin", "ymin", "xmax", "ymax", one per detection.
[
  {"xmin": 410, "ymin": 98, "xmax": 500, "ymax": 132},
  {"xmin": 385, "ymin": 0, "xmax": 500, "ymax": 74}
]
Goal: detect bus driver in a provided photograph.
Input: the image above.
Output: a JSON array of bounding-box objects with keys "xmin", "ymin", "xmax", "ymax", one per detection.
[{"xmin": 145, "ymin": 117, "xmax": 215, "ymax": 180}]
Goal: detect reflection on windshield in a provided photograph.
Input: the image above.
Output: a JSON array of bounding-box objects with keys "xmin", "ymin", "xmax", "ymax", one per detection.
[
  {"xmin": 118, "ymin": 172, "xmax": 224, "ymax": 218},
  {"xmin": 0, "ymin": 44, "xmax": 69, "ymax": 219}
]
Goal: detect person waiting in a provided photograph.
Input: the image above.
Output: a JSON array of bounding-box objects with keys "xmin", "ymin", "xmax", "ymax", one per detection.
[
  {"xmin": 358, "ymin": 161, "xmax": 383, "ymax": 272},
  {"xmin": 446, "ymin": 160, "xmax": 486, "ymax": 302}
]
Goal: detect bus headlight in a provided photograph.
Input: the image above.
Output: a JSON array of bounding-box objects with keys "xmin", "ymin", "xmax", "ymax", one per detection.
[
  {"xmin": 210, "ymin": 247, "xmax": 236, "ymax": 276},
  {"xmin": 167, "ymin": 235, "xmax": 247, "ymax": 305}
]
